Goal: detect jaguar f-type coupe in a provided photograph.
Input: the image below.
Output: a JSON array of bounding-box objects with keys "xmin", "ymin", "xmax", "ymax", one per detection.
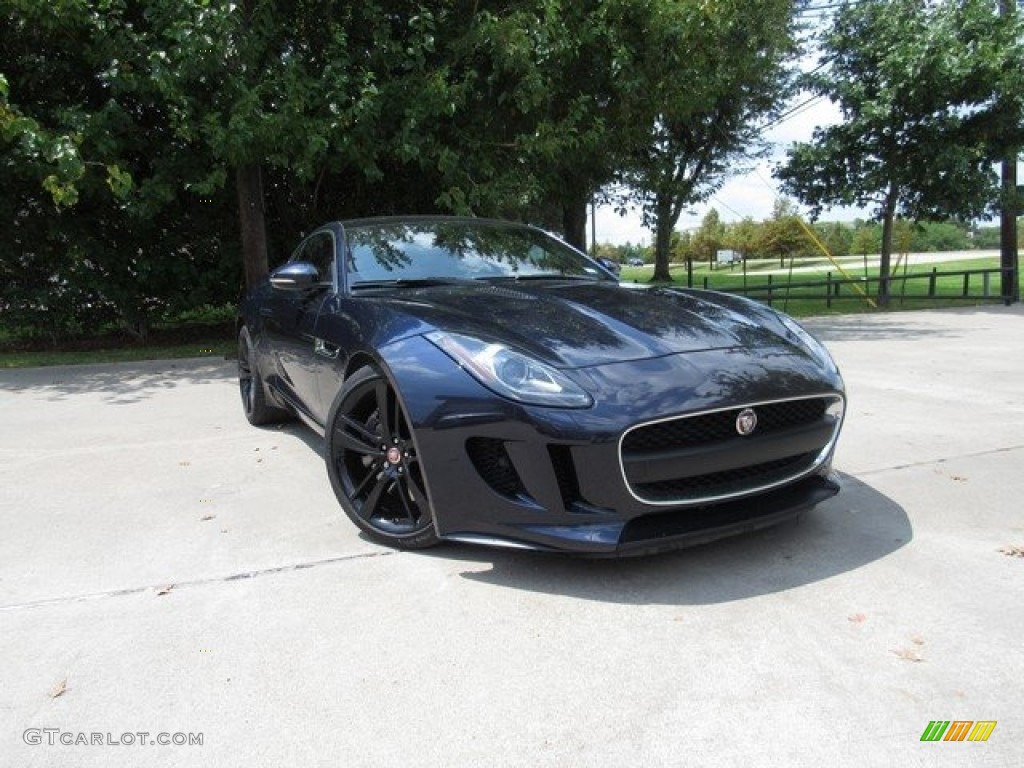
[{"xmin": 238, "ymin": 217, "xmax": 845, "ymax": 555}]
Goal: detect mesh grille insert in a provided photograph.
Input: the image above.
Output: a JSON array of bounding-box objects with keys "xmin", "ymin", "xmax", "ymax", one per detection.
[
  {"xmin": 620, "ymin": 396, "xmax": 839, "ymax": 504},
  {"xmin": 623, "ymin": 398, "xmax": 827, "ymax": 454},
  {"xmin": 466, "ymin": 437, "xmax": 523, "ymax": 498},
  {"xmin": 632, "ymin": 453, "xmax": 817, "ymax": 502}
]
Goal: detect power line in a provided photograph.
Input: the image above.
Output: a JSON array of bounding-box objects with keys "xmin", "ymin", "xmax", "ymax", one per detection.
[
  {"xmin": 795, "ymin": 0, "xmax": 864, "ymax": 16},
  {"xmin": 759, "ymin": 93, "xmax": 827, "ymax": 131}
]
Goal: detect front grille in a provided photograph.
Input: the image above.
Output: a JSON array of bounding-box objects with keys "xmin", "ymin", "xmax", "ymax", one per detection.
[
  {"xmin": 622, "ymin": 398, "xmax": 827, "ymax": 453},
  {"xmin": 632, "ymin": 453, "xmax": 817, "ymax": 502},
  {"xmin": 619, "ymin": 474, "xmax": 841, "ymax": 546},
  {"xmin": 620, "ymin": 395, "xmax": 842, "ymax": 505}
]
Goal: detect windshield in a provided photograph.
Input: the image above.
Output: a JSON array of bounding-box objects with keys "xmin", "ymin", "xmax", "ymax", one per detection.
[{"xmin": 342, "ymin": 219, "xmax": 613, "ymax": 288}]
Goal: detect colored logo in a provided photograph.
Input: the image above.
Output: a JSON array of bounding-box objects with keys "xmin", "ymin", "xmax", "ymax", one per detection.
[{"xmin": 920, "ymin": 721, "xmax": 997, "ymax": 742}]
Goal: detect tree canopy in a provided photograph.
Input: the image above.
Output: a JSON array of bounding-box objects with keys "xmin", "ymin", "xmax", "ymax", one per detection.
[
  {"xmin": 622, "ymin": 0, "xmax": 799, "ymax": 281},
  {"xmin": 2, "ymin": 0, "xmax": 1020, "ymax": 340},
  {"xmin": 776, "ymin": 0, "xmax": 1024, "ymax": 303},
  {"xmin": 3, "ymin": 0, "xmax": 803, "ymax": 337}
]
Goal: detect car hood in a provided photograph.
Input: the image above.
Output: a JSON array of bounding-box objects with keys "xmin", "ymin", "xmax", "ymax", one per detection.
[{"xmin": 379, "ymin": 281, "xmax": 798, "ymax": 369}]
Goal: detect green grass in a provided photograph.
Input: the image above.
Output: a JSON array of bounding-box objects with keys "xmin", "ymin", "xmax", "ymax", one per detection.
[
  {"xmin": 0, "ymin": 303, "xmax": 238, "ymax": 369},
  {"xmin": 0, "ymin": 340, "xmax": 236, "ymax": 369}
]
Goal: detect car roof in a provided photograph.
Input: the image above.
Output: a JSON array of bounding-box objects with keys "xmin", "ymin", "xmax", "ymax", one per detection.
[{"xmin": 333, "ymin": 215, "xmax": 536, "ymax": 230}]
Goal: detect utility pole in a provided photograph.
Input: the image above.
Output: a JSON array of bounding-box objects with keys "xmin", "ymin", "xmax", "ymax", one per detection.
[{"xmin": 1000, "ymin": 0, "xmax": 1020, "ymax": 305}]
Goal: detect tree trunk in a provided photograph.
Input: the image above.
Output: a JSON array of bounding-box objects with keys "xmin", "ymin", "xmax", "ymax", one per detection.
[
  {"xmin": 237, "ymin": 163, "xmax": 269, "ymax": 289},
  {"xmin": 562, "ymin": 198, "xmax": 588, "ymax": 253},
  {"xmin": 1000, "ymin": 152, "xmax": 1019, "ymax": 305},
  {"xmin": 652, "ymin": 195, "xmax": 675, "ymax": 282},
  {"xmin": 878, "ymin": 187, "xmax": 897, "ymax": 307}
]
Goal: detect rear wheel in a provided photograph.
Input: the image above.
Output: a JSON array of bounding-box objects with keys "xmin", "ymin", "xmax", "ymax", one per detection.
[
  {"xmin": 325, "ymin": 366, "xmax": 439, "ymax": 549},
  {"xmin": 238, "ymin": 327, "xmax": 291, "ymax": 426}
]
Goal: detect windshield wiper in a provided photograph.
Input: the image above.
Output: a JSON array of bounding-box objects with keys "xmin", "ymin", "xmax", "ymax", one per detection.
[
  {"xmin": 483, "ymin": 273, "xmax": 601, "ymax": 282},
  {"xmin": 349, "ymin": 277, "xmax": 472, "ymax": 291}
]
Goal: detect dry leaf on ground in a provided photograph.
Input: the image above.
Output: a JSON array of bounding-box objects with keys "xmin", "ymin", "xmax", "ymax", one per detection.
[
  {"xmin": 50, "ymin": 678, "xmax": 68, "ymax": 698},
  {"xmin": 892, "ymin": 647, "xmax": 924, "ymax": 663}
]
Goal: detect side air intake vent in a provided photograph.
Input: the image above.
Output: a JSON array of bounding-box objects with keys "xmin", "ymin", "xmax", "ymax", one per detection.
[{"xmin": 467, "ymin": 437, "xmax": 524, "ymax": 498}]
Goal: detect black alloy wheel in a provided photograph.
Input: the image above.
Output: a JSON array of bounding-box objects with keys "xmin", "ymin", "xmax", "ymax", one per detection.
[{"xmin": 325, "ymin": 366, "xmax": 439, "ymax": 549}]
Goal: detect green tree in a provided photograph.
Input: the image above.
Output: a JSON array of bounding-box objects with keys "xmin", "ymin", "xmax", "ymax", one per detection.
[
  {"xmin": 724, "ymin": 218, "xmax": 761, "ymax": 261},
  {"xmin": 756, "ymin": 198, "xmax": 810, "ymax": 266},
  {"xmin": 814, "ymin": 222, "xmax": 852, "ymax": 258},
  {"xmin": 913, "ymin": 221, "xmax": 971, "ymax": 252},
  {"xmin": 623, "ymin": 0, "xmax": 798, "ymax": 281},
  {"xmin": 777, "ymin": 0, "xmax": 1024, "ymax": 304},
  {"xmin": 437, "ymin": 1, "xmax": 636, "ymax": 248},
  {"xmin": 851, "ymin": 222, "xmax": 880, "ymax": 259},
  {"xmin": 668, "ymin": 230, "xmax": 689, "ymax": 264},
  {"xmin": 142, "ymin": 0, "xmax": 444, "ymax": 286},
  {"xmin": 1, "ymin": 1, "xmax": 238, "ymax": 339},
  {"xmin": 691, "ymin": 208, "xmax": 726, "ymax": 264}
]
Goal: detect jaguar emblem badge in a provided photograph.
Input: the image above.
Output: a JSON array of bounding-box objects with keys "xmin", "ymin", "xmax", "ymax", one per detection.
[{"xmin": 735, "ymin": 408, "xmax": 758, "ymax": 436}]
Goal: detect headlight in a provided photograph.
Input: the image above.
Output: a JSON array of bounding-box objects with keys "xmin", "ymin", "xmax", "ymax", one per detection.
[
  {"xmin": 777, "ymin": 313, "xmax": 838, "ymax": 372},
  {"xmin": 426, "ymin": 332, "xmax": 592, "ymax": 408}
]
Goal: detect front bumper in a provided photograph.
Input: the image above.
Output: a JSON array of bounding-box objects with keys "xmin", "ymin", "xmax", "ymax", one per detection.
[{"xmin": 378, "ymin": 337, "xmax": 845, "ymax": 555}]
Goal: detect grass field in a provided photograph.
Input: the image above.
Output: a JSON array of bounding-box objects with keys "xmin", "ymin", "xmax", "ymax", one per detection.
[
  {"xmin": 0, "ymin": 309, "xmax": 236, "ymax": 369},
  {"xmin": 618, "ymin": 255, "xmax": 1020, "ymax": 316}
]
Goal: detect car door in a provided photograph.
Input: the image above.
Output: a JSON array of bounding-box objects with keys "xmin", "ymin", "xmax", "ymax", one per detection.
[
  {"xmin": 263, "ymin": 231, "xmax": 336, "ymax": 422},
  {"xmin": 307, "ymin": 226, "xmax": 371, "ymax": 424},
  {"xmin": 303, "ymin": 230, "xmax": 353, "ymax": 425}
]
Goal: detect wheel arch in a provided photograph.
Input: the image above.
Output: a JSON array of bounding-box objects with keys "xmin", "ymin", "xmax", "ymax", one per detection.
[
  {"xmin": 343, "ymin": 351, "xmax": 378, "ymax": 381},
  {"xmin": 324, "ymin": 357, "xmax": 441, "ymax": 548}
]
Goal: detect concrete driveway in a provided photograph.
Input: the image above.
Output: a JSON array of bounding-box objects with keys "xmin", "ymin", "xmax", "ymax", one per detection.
[{"xmin": 2, "ymin": 305, "xmax": 1022, "ymax": 768}]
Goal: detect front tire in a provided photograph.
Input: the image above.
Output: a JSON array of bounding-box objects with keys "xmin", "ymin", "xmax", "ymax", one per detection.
[{"xmin": 325, "ymin": 366, "xmax": 439, "ymax": 549}]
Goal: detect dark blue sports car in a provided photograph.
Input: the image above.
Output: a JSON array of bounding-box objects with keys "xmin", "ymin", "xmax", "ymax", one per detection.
[{"xmin": 238, "ymin": 217, "xmax": 845, "ymax": 554}]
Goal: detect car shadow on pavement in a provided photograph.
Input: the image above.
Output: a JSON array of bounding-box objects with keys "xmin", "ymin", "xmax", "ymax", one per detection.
[
  {"xmin": 442, "ymin": 473, "xmax": 910, "ymax": 606},
  {"xmin": 804, "ymin": 303, "xmax": 1022, "ymax": 344},
  {"xmin": 0, "ymin": 358, "xmax": 236, "ymax": 403}
]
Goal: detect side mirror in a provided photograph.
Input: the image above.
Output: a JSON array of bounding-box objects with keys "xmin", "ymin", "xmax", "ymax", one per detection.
[
  {"xmin": 594, "ymin": 257, "xmax": 621, "ymax": 277},
  {"xmin": 270, "ymin": 261, "xmax": 320, "ymax": 290}
]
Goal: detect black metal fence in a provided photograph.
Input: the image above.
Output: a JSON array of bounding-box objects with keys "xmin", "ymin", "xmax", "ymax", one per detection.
[{"xmin": 702, "ymin": 267, "xmax": 1011, "ymax": 308}]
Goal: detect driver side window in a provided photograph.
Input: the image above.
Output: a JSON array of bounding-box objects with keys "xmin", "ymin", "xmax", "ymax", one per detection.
[{"xmin": 302, "ymin": 233, "xmax": 336, "ymax": 286}]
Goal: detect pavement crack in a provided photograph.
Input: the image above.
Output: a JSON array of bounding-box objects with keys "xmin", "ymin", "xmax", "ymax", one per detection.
[
  {"xmin": 854, "ymin": 443, "xmax": 1024, "ymax": 477},
  {"xmin": 0, "ymin": 549, "xmax": 396, "ymax": 613}
]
